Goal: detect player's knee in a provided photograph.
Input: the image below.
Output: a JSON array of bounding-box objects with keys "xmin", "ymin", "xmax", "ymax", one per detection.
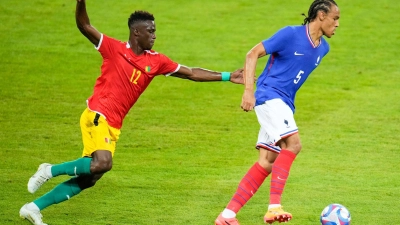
[
  {"xmin": 91, "ymin": 158, "xmax": 113, "ymax": 174},
  {"xmin": 289, "ymin": 143, "xmax": 302, "ymax": 154},
  {"xmin": 258, "ymin": 158, "xmax": 274, "ymax": 173},
  {"xmin": 258, "ymin": 161, "xmax": 272, "ymax": 173},
  {"xmin": 77, "ymin": 175, "xmax": 102, "ymax": 190}
]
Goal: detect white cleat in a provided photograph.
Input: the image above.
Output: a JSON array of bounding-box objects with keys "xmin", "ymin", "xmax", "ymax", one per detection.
[
  {"xmin": 27, "ymin": 163, "xmax": 52, "ymax": 193},
  {"xmin": 19, "ymin": 204, "xmax": 48, "ymax": 225}
]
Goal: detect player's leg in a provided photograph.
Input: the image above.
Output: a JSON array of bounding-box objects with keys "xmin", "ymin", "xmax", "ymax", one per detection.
[
  {"xmin": 20, "ymin": 172, "xmax": 105, "ymax": 225},
  {"xmin": 26, "ymin": 109, "xmax": 111, "ymax": 193},
  {"xmin": 215, "ymin": 160, "xmax": 270, "ymax": 225},
  {"xmin": 215, "ymin": 102, "xmax": 281, "ymax": 225},
  {"xmin": 31, "ymin": 150, "xmax": 111, "ymax": 209},
  {"xmin": 27, "ymin": 158, "xmax": 93, "ymax": 194},
  {"xmin": 269, "ymin": 133, "xmax": 301, "ymax": 207},
  {"xmin": 255, "ymin": 99, "xmax": 298, "ymax": 223},
  {"xmin": 264, "ymin": 134, "xmax": 300, "ymax": 223},
  {"xmin": 21, "ymin": 108, "xmax": 118, "ymax": 225},
  {"xmin": 21, "ymin": 151, "xmax": 112, "ymax": 225},
  {"xmin": 23, "ymin": 150, "xmax": 111, "ymax": 206}
]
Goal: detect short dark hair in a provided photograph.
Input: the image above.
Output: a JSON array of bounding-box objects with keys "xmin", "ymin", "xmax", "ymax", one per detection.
[
  {"xmin": 302, "ymin": 0, "xmax": 338, "ymax": 25},
  {"xmin": 127, "ymin": 10, "xmax": 155, "ymax": 28}
]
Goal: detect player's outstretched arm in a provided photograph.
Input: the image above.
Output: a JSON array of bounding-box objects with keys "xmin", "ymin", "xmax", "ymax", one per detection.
[
  {"xmin": 170, "ymin": 66, "xmax": 244, "ymax": 84},
  {"xmin": 241, "ymin": 42, "xmax": 266, "ymax": 112},
  {"xmin": 76, "ymin": 0, "xmax": 101, "ymax": 46}
]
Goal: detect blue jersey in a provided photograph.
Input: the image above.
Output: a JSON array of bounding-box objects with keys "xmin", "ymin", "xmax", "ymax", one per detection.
[{"xmin": 255, "ymin": 25, "xmax": 330, "ymax": 113}]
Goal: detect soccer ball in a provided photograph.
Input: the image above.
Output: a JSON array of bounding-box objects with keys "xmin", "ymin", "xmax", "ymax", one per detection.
[{"xmin": 320, "ymin": 203, "xmax": 351, "ymax": 225}]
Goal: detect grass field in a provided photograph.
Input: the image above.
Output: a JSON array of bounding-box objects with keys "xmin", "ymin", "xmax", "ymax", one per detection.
[{"xmin": 1, "ymin": 0, "xmax": 400, "ymax": 224}]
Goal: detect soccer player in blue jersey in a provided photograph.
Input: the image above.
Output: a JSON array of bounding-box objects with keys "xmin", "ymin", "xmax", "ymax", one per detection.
[{"xmin": 215, "ymin": 1, "xmax": 340, "ymax": 224}]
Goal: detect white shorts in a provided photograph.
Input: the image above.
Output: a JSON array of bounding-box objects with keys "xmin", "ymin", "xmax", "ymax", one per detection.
[{"xmin": 254, "ymin": 98, "xmax": 298, "ymax": 153}]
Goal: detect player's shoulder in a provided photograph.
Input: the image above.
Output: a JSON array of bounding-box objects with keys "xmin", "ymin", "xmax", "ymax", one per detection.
[
  {"xmin": 287, "ymin": 25, "xmax": 306, "ymax": 34},
  {"xmin": 274, "ymin": 25, "xmax": 303, "ymax": 37},
  {"xmin": 320, "ymin": 37, "xmax": 330, "ymax": 48},
  {"xmin": 280, "ymin": 25, "xmax": 303, "ymax": 32},
  {"xmin": 319, "ymin": 37, "xmax": 330, "ymax": 53},
  {"xmin": 101, "ymin": 34, "xmax": 127, "ymax": 45}
]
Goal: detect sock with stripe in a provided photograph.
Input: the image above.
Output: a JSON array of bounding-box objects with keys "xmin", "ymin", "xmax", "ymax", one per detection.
[
  {"xmin": 224, "ymin": 162, "xmax": 270, "ymax": 217},
  {"xmin": 269, "ymin": 149, "xmax": 297, "ymax": 205},
  {"xmin": 51, "ymin": 157, "xmax": 92, "ymax": 177},
  {"xmin": 33, "ymin": 177, "xmax": 82, "ymax": 210}
]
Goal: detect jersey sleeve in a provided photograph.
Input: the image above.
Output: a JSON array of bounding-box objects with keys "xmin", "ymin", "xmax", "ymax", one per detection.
[
  {"xmin": 95, "ymin": 34, "xmax": 119, "ymax": 59},
  {"xmin": 262, "ymin": 26, "xmax": 295, "ymax": 55},
  {"xmin": 157, "ymin": 54, "xmax": 180, "ymax": 76}
]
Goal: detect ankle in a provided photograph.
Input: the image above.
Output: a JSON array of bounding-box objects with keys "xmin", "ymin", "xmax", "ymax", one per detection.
[
  {"xmin": 221, "ymin": 208, "xmax": 236, "ymax": 218},
  {"xmin": 26, "ymin": 202, "xmax": 40, "ymax": 211},
  {"xmin": 268, "ymin": 204, "xmax": 281, "ymax": 210}
]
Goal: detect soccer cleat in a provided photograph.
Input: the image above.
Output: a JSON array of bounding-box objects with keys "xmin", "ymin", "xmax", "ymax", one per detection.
[
  {"xmin": 215, "ymin": 213, "xmax": 240, "ymax": 225},
  {"xmin": 27, "ymin": 163, "xmax": 52, "ymax": 193},
  {"xmin": 19, "ymin": 204, "xmax": 48, "ymax": 225},
  {"xmin": 264, "ymin": 206, "xmax": 292, "ymax": 224}
]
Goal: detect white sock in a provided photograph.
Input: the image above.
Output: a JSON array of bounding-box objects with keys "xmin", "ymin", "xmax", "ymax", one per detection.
[
  {"xmin": 268, "ymin": 204, "xmax": 281, "ymax": 210},
  {"xmin": 221, "ymin": 208, "xmax": 236, "ymax": 218},
  {"xmin": 26, "ymin": 202, "xmax": 40, "ymax": 211},
  {"xmin": 45, "ymin": 166, "xmax": 53, "ymax": 178}
]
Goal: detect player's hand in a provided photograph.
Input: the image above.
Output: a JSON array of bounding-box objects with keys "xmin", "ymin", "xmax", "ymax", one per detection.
[
  {"xmin": 229, "ymin": 69, "xmax": 257, "ymax": 85},
  {"xmin": 241, "ymin": 90, "xmax": 255, "ymax": 112},
  {"xmin": 229, "ymin": 68, "xmax": 244, "ymax": 84}
]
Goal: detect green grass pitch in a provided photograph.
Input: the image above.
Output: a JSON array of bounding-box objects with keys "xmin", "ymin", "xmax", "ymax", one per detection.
[{"xmin": 1, "ymin": 0, "xmax": 399, "ymax": 224}]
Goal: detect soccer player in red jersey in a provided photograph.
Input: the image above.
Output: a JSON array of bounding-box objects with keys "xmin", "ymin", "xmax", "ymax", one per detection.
[{"xmin": 19, "ymin": 1, "xmax": 244, "ymax": 224}]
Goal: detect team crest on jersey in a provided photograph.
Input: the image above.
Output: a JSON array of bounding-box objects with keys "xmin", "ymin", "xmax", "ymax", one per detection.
[
  {"xmin": 105, "ymin": 138, "xmax": 111, "ymax": 144},
  {"xmin": 145, "ymin": 66, "xmax": 151, "ymax": 72}
]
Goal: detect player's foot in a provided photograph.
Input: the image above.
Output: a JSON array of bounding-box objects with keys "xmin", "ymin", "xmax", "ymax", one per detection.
[
  {"xmin": 27, "ymin": 163, "xmax": 52, "ymax": 193},
  {"xmin": 264, "ymin": 206, "xmax": 292, "ymax": 224},
  {"xmin": 215, "ymin": 213, "xmax": 240, "ymax": 225},
  {"xmin": 19, "ymin": 203, "xmax": 48, "ymax": 225}
]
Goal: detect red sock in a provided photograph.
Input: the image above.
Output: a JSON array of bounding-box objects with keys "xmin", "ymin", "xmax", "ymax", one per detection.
[
  {"xmin": 227, "ymin": 162, "xmax": 269, "ymax": 213},
  {"xmin": 269, "ymin": 149, "xmax": 297, "ymax": 205}
]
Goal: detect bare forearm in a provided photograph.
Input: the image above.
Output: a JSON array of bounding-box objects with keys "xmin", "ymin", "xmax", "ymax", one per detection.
[
  {"xmin": 243, "ymin": 53, "xmax": 257, "ymax": 92},
  {"xmin": 75, "ymin": 0, "xmax": 100, "ymax": 45},
  {"xmin": 190, "ymin": 68, "xmax": 223, "ymax": 82},
  {"xmin": 171, "ymin": 67, "xmax": 223, "ymax": 82},
  {"xmin": 76, "ymin": 0, "xmax": 90, "ymax": 33},
  {"xmin": 171, "ymin": 65, "xmax": 243, "ymax": 84}
]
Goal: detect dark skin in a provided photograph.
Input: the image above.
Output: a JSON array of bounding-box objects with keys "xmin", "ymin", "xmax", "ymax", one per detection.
[{"xmin": 75, "ymin": 0, "xmax": 245, "ymax": 189}]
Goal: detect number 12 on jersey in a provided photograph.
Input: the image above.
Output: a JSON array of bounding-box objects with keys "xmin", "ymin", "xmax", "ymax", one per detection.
[{"xmin": 130, "ymin": 68, "xmax": 142, "ymax": 84}]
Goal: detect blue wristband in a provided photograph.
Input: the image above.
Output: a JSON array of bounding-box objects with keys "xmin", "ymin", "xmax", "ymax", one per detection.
[{"xmin": 221, "ymin": 72, "xmax": 231, "ymax": 81}]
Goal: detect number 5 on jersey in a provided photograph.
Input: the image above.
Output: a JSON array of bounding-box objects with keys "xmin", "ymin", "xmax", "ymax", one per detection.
[{"xmin": 294, "ymin": 70, "xmax": 304, "ymax": 84}]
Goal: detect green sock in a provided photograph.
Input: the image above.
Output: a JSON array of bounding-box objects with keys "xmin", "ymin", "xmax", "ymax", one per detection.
[
  {"xmin": 34, "ymin": 177, "xmax": 82, "ymax": 210},
  {"xmin": 51, "ymin": 157, "xmax": 92, "ymax": 177}
]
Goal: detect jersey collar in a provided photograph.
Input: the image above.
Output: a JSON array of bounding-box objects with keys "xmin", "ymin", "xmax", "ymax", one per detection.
[{"xmin": 306, "ymin": 25, "xmax": 321, "ymax": 48}]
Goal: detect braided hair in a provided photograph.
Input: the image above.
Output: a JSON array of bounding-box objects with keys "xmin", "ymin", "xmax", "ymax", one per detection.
[
  {"xmin": 128, "ymin": 10, "xmax": 155, "ymax": 28},
  {"xmin": 302, "ymin": 0, "xmax": 338, "ymax": 25}
]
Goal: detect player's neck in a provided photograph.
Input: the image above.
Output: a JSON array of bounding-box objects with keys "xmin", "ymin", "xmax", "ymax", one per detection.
[
  {"xmin": 128, "ymin": 41, "xmax": 145, "ymax": 55},
  {"xmin": 307, "ymin": 23, "xmax": 322, "ymax": 46}
]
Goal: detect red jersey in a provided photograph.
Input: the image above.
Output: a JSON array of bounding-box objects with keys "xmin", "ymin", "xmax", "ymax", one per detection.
[{"xmin": 87, "ymin": 34, "xmax": 179, "ymax": 129}]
